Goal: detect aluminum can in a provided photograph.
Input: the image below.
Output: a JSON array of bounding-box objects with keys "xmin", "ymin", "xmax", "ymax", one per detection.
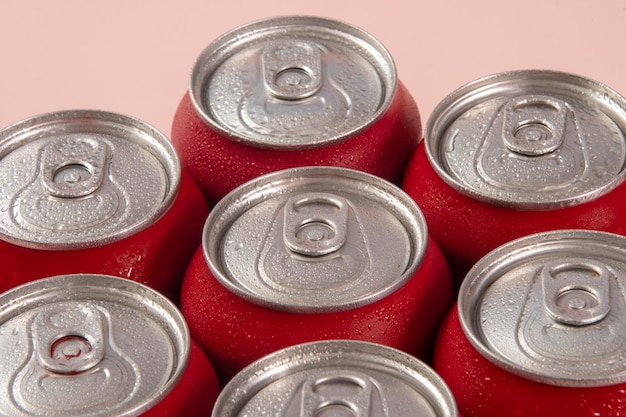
[
  {"xmin": 0, "ymin": 274, "xmax": 220, "ymax": 417},
  {"xmin": 434, "ymin": 230, "xmax": 626, "ymax": 417},
  {"xmin": 402, "ymin": 70, "xmax": 626, "ymax": 285},
  {"xmin": 181, "ymin": 166, "xmax": 453, "ymax": 384},
  {"xmin": 0, "ymin": 110, "xmax": 209, "ymax": 301},
  {"xmin": 213, "ymin": 340, "xmax": 459, "ymax": 417},
  {"xmin": 171, "ymin": 15, "xmax": 421, "ymax": 206}
]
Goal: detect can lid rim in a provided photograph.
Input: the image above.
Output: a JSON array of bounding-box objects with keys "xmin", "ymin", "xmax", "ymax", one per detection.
[
  {"xmin": 202, "ymin": 166, "xmax": 428, "ymax": 313},
  {"xmin": 0, "ymin": 273, "xmax": 190, "ymax": 416},
  {"xmin": 458, "ymin": 229, "xmax": 626, "ymax": 387},
  {"xmin": 0, "ymin": 109, "xmax": 181, "ymax": 250},
  {"xmin": 213, "ymin": 340, "xmax": 458, "ymax": 417},
  {"xmin": 424, "ymin": 69, "xmax": 626, "ymax": 210},
  {"xmin": 188, "ymin": 15, "xmax": 398, "ymax": 150}
]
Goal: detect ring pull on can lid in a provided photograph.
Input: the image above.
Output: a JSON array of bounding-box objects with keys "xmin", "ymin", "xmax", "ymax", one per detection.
[
  {"xmin": 14, "ymin": 303, "xmax": 139, "ymax": 415},
  {"xmin": 34, "ymin": 303, "xmax": 106, "ymax": 374},
  {"xmin": 41, "ymin": 137, "xmax": 108, "ymax": 198},
  {"xmin": 541, "ymin": 259, "xmax": 611, "ymax": 326},
  {"xmin": 475, "ymin": 93, "xmax": 587, "ymax": 194},
  {"xmin": 502, "ymin": 95, "xmax": 566, "ymax": 156},
  {"xmin": 285, "ymin": 371, "xmax": 382, "ymax": 417},
  {"xmin": 283, "ymin": 193, "xmax": 348, "ymax": 256},
  {"xmin": 262, "ymin": 40, "xmax": 323, "ymax": 101},
  {"xmin": 256, "ymin": 190, "xmax": 371, "ymax": 300}
]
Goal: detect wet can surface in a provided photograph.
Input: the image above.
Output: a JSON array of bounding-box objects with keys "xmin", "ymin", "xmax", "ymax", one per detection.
[
  {"xmin": 171, "ymin": 15, "xmax": 421, "ymax": 206},
  {"xmin": 434, "ymin": 230, "xmax": 626, "ymax": 417},
  {"xmin": 0, "ymin": 274, "xmax": 220, "ymax": 417},
  {"xmin": 181, "ymin": 166, "xmax": 452, "ymax": 383},
  {"xmin": 213, "ymin": 340, "xmax": 458, "ymax": 417},
  {"xmin": 402, "ymin": 70, "xmax": 626, "ymax": 284},
  {"xmin": 0, "ymin": 110, "xmax": 209, "ymax": 301}
]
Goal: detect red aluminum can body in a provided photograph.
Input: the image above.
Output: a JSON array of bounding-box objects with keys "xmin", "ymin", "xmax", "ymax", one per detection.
[
  {"xmin": 402, "ymin": 141, "xmax": 626, "ymax": 284},
  {"xmin": 144, "ymin": 339, "xmax": 220, "ymax": 417},
  {"xmin": 433, "ymin": 230, "xmax": 626, "ymax": 417},
  {"xmin": 0, "ymin": 110, "xmax": 209, "ymax": 302},
  {"xmin": 0, "ymin": 170, "xmax": 208, "ymax": 302},
  {"xmin": 402, "ymin": 70, "xmax": 626, "ymax": 285},
  {"xmin": 434, "ymin": 306, "xmax": 626, "ymax": 417},
  {"xmin": 180, "ymin": 167, "xmax": 453, "ymax": 384},
  {"xmin": 183, "ymin": 235, "xmax": 450, "ymax": 384},
  {"xmin": 171, "ymin": 16, "xmax": 421, "ymax": 206},
  {"xmin": 434, "ymin": 307, "xmax": 626, "ymax": 417}
]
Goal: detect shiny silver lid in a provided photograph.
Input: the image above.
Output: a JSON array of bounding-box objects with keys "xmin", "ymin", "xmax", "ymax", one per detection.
[
  {"xmin": 459, "ymin": 229, "xmax": 626, "ymax": 387},
  {"xmin": 0, "ymin": 274, "xmax": 189, "ymax": 416},
  {"xmin": 190, "ymin": 15, "xmax": 397, "ymax": 150},
  {"xmin": 0, "ymin": 110, "xmax": 180, "ymax": 250},
  {"xmin": 425, "ymin": 70, "xmax": 626, "ymax": 209},
  {"xmin": 203, "ymin": 166, "xmax": 427, "ymax": 313},
  {"xmin": 213, "ymin": 340, "xmax": 457, "ymax": 417}
]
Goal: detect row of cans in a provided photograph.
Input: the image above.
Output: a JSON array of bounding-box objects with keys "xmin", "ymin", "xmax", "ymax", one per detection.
[
  {"xmin": 0, "ymin": 270, "xmax": 457, "ymax": 416},
  {"xmin": 4, "ymin": 227, "xmax": 626, "ymax": 416},
  {"xmin": 0, "ymin": 13, "xmax": 625, "ymax": 417},
  {"xmin": 170, "ymin": 14, "xmax": 626, "ymax": 286}
]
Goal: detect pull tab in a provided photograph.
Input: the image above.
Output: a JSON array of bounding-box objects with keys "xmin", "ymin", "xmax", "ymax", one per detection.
[
  {"xmin": 10, "ymin": 135, "xmax": 128, "ymax": 237},
  {"xmin": 33, "ymin": 303, "xmax": 105, "ymax": 374},
  {"xmin": 542, "ymin": 259, "xmax": 611, "ymax": 326},
  {"xmin": 283, "ymin": 193, "xmax": 348, "ymax": 257},
  {"xmin": 255, "ymin": 192, "xmax": 371, "ymax": 305},
  {"xmin": 11, "ymin": 302, "xmax": 139, "ymax": 415},
  {"xmin": 473, "ymin": 93, "xmax": 587, "ymax": 195},
  {"xmin": 280, "ymin": 370, "xmax": 391, "ymax": 417},
  {"xmin": 262, "ymin": 40, "xmax": 323, "ymax": 100},
  {"xmin": 238, "ymin": 40, "xmax": 350, "ymax": 143},
  {"xmin": 513, "ymin": 260, "xmax": 626, "ymax": 378},
  {"xmin": 502, "ymin": 95, "xmax": 567, "ymax": 156},
  {"xmin": 41, "ymin": 137, "xmax": 107, "ymax": 198},
  {"xmin": 300, "ymin": 373, "xmax": 373, "ymax": 417}
]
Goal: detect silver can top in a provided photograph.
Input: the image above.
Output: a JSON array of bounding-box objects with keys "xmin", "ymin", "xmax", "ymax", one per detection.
[
  {"xmin": 425, "ymin": 70, "xmax": 626, "ymax": 209},
  {"xmin": 213, "ymin": 340, "xmax": 458, "ymax": 417},
  {"xmin": 203, "ymin": 166, "xmax": 427, "ymax": 313},
  {"xmin": 0, "ymin": 110, "xmax": 180, "ymax": 250},
  {"xmin": 190, "ymin": 15, "xmax": 397, "ymax": 150},
  {"xmin": 459, "ymin": 229, "xmax": 626, "ymax": 387},
  {"xmin": 0, "ymin": 274, "xmax": 189, "ymax": 416}
]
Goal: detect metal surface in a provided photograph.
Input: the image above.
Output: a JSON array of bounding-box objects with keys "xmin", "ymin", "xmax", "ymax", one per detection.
[
  {"xmin": 213, "ymin": 340, "xmax": 458, "ymax": 417},
  {"xmin": 458, "ymin": 229, "xmax": 626, "ymax": 387},
  {"xmin": 0, "ymin": 274, "xmax": 189, "ymax": 416},
  {"xmin": 0, "ymin": 110, "xmax": 180, "ymax": 250},
  {"xmin": 425, "ymin": 70, "xmax": 626, "ymax": 209},
  {"xmin": 203, "ymin": 166, "xmax": 428, "ymax": 313},
  {"xmin": 190, "ymin": 15, "xmax": 397, "ymax": 150}
]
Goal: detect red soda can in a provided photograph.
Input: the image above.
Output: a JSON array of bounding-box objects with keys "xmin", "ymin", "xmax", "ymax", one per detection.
[
  {"xmin": 434, "ymin": 229, "xmax": 626, "ymax": 417},
  {"xmin": 181, "ymin": 166, "xmax": 453, "ymax": 383},
  {"xmin": 402, "ymin": 70, "xmax": 626, "ymax": 285},
  {"xmin": 171, "ymin": 15, "xmax": 421, "ymax": 206},
  {"xmin": 0, "ymin": 110, "xmax": 209, "ymax": 301},
  {"xmin": 0, "ymin": 274, "xmax": 220, "ymax": 416},
  {"xmin": 213, "ymin": 340, "xmax": 459, "ymax": 417}
]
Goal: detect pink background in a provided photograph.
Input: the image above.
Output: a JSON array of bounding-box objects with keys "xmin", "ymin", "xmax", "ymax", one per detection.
[{"xmin": 1, "ymin": 1, "xmax": 625, "ymax": 138}]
